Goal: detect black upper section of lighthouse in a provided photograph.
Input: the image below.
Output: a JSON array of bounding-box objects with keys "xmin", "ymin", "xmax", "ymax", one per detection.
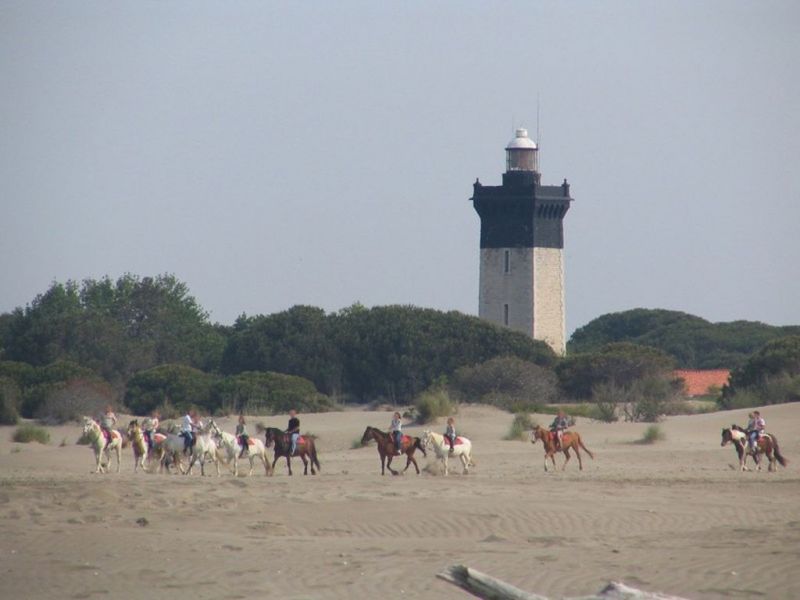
[{"xmin": 471, "ymin": 129, "xmax": 572, "ymax": 249}]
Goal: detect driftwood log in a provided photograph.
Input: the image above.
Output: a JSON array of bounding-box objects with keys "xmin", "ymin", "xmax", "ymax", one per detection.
[{"xmin": 437, "ymin": 565, "xmax": 689, "ymax": 600}]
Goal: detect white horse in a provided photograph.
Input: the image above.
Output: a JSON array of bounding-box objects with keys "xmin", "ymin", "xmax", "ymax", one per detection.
[
  {"xmin": 82, "ymin": 416, "xmax": 122, "ymax": 474},
  {"xmin": 157, "ymin": 432, "xmax": 191, "ymax": 474},
  {"xmin": 208, "ymin": 420, "xmax": 272, "ymax": 477},
  {"xmin": 186, "ymin": 422, "xmax": 222, "ymax": 476},
  {"xmin": 421, "ymin": 430, "xmax": 474, "ymax": 476}
]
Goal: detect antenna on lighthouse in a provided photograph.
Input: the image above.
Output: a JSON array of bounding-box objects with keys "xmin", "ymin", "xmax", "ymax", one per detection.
[{"xmin": 536, "ymin": 94, "xmax": 541, "ymax": 171}]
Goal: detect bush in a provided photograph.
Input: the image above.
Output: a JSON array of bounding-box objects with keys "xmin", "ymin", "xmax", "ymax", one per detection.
[
  {"xmin": 589, "ymin": 382, "xmax": 621, "ymax": 423},
  {"xmin": 638, "ymin": 425, "xmax": 665, "ymax": 444},
  {"xmin": 450, "ymin": 356, "xmax": 558, "ymax": 411},
  {"xmin": 13, "ymin": 424, "xmax": 50, "ymax": 444},
  {"xmin": 212, "ymin": 371, "xmax": 334, "ymax": 415},
  {"xmin": 621, "ymin": 378, "xmax": 680, "ymax": 423},
  {"xmin": 504, "ymin": 413, "xmax": 535, "ymax": 441},
  {"xmin": 414, "ymin": 388, "xmax": 455, "ymax": 424},
  {"xmin": 0, "ymin": 383, "xmax": 20, "ymax": 425}
]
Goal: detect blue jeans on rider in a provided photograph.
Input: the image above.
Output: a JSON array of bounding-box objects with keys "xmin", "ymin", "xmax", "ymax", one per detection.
[
  {"xmin": 290, "ymin": 432, "xmax": 299, "ymax": 456},
  {"xmin": 181, "ymin": 431, "xmax": 194, "ymax": 452},
  {"xmin": 394, "ymin": 431, "xmax": 403, "ymax": 454}
]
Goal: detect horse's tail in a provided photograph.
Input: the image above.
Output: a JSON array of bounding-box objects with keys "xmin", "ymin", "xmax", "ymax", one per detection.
[
  {"xmin": 414, "ymin": 437, "xmax": 427, "ymax": 458},
  {"xmin": 770, "ymin": 435, "xmax": 788, "ymax": 467},
  {"xmin": 578, "ymin": 436, "xmax": 594, "ymax": 460},
  {"xmin": 311, "ymin": 441, "xmax": 321, "ymax": 471}
]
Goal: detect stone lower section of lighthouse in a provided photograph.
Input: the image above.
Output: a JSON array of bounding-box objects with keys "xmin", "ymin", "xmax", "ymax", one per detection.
[{"xmin": 478, "ymin": 246, "xmax": 566, "ymax": 355}]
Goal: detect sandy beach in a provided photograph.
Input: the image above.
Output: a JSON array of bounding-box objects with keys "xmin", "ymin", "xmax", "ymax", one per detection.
[{"xmin": 1, "ymin": 404, "xmax": 799, "ymax": 599}]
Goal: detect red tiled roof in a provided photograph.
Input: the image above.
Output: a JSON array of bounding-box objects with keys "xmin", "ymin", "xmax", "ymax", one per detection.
[{"xmin": 673, "ymin": 369, "xmax": 730, "ymax": 397}]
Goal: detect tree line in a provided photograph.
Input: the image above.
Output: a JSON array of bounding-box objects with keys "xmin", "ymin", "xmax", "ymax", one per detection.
[{"xmin": 1, "ymin": 277, "xmax": 797, "ymax": 425}]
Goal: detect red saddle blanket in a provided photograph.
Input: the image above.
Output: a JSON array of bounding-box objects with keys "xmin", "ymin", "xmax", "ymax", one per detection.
[{"xmin": 449, "ymin": 437, "xmax": 464, "ymax": 446}]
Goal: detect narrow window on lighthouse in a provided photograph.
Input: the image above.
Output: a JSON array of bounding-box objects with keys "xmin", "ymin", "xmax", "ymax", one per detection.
[
  {"xmin": 503, "ymin": 304, "xmax": 509, "ymax": 326},
  {"xmin": 503, "ymin": 250, "xmax": 510, "ymax": 274}
]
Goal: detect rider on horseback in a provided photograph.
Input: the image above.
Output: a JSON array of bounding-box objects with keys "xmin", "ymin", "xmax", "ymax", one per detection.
[
  {"xmin": 390, "ymin": 412, "xmax": 403, "ymax": 456},
  {"xmin": 99, "ymin": 405, "xmax": 117, "ymax": 449},
  {"xmin": 444, "ymin": 417, "xmax": 457, "ymax": 454},
  {"xmin": 286, "ymin": 409, "xmax": 300, "ymax": 456},
  {"xmin": 746, "ymin": 410, "xmax": 766, "ymax": 455},
  {"xmin": 236, "ymin": 414, "xmax": 250, "ymax": 459},
  {"xmin": 180, "ymin": 410, "xmax": 197, "ymax": 455},
  {"xmin": 142, "ymin": 409, "xmax": 160, "ymax": 451},
  {"xmin": 550, "ymin": 409, "xmax": 569, "ymax": 451}
]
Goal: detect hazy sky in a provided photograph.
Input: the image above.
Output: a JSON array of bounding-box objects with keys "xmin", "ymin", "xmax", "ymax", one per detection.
[{"xmin": 2, "ymin": 1, "xmax": 798, "ymax": 336}]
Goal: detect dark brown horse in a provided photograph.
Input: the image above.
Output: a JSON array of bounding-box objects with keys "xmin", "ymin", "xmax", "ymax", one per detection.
[
  {"xmin": 359, "ymin": 426, "xmax": 426, "ymax": 476},
  {"xmin": 728, "ymin": 425, "xmax": 787, "ymax": 472},
  {"xmin": 531, "ymin": 424, "xmax": 594, "ymax": 472},
  {"xmin": 263, "ymin": 427, "xmax": 320, "ymax": 476}
]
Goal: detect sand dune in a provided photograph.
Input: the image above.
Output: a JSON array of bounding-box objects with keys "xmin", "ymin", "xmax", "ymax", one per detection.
[{"xmin": 1, "ymin": 404, "xmax": 799, "ymax": 599}]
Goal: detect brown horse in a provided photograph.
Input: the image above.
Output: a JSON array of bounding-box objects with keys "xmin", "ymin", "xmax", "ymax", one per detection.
[
  {"xmin": 359, "ymin": 426, "xmax": 426, "ymax": 476},
  {"xmin": 263, "ymin": 427, "xmax": 320, "ymax": 475},
  {"xmin": 531, "ymin": 425, "xmax": 594, "ymax": 472},
  {"xmin": 730, "ymin": 425, "xmax": 788, "ymax": 472}
]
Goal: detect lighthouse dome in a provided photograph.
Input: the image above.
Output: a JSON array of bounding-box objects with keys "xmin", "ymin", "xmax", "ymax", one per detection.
[{"xmin": 505, "ymin": 128, "xmax": 538, "ymax": 150}]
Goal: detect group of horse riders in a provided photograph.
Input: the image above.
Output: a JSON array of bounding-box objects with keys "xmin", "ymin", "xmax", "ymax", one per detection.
[{"xmin": 97, "ymin": 405, "xmax": 304, "ymax": 459}]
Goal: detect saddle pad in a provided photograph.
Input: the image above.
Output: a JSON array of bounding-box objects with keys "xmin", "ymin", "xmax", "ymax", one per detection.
[
  {"xmin": 153, "ymin": 433, "xmax": 166, "ymax": 443},
  {"xmin": 247, "ymin": 438, "xmax": 255, "ymax": 446}
]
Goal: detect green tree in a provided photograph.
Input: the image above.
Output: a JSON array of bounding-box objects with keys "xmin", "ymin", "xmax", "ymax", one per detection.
[
  {"xmin": 556, "ymin": 342, "xmax": 675, "ymax": 400},
  {"xmin": 211, "ymin": 371, "xmax": 332, "ymax": 415},
  {"xmin": 124, "ymin": 364, "xmax": 216, "ymax": 415},
  {"xmin": 568, "ymin": 308, "xmax": 800, "ymax": 369},
  {"xmin": 450, "ymin": 355, "xmax": 559, "ymax": 411}
]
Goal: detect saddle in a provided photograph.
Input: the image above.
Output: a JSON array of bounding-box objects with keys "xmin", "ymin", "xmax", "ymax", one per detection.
[{"xmin": 449, "ymin": 436, "xmax": 464, "ymax": 446}]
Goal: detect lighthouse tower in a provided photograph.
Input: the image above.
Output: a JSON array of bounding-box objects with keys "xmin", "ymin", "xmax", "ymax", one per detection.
[{"xmin": 471, "ymin": 129, "xmax": 573, "ymax": 355}]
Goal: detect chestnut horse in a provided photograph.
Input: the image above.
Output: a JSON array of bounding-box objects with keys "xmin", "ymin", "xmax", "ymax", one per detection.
[
  {"xmin": 724, "ymin": 425, "xmax": 788, "ymax": 472},
  {"xmin": 359, "ymin": 426, "xmax": 426, "ymax": 476},
  {"xmin": 531, "ymin": 424, "xmax": 594, "ymax": 472},
  {"xmin": 263, "ymin": 427, "xmax": 320, "ymax": 475}
]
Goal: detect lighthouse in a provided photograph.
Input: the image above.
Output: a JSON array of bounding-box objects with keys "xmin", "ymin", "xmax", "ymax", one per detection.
[{"xmin": 471, "ymin": 128, "xmax": 573, "ymax": 355}]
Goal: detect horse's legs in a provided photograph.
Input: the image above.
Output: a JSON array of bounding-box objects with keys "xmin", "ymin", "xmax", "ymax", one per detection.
[
  {"xmin": 562, "ymin": 448, "xmax": 572, "ymax": 471},
  {"xmin": 115, "ymin": 445, "xmax": 121, "ymax": 474},
  {"xmin": 409, "ymin": 455, "xmax": 420, "ymax": 474},
  {"xmin": 300, "ymin": 454, "xmax": 309, "ymax": 475},
  {"xmin": 442, "ymin": 453, "xmax": 449, "ymax": 476},
  {"xmin": 380, "ymin": 452, "xmax": 386, "ymax": 476},
  {"xmin": 575, "ymin": 446, "xmax": 583, "ymax": 470},
  {"xmin": 386, "ymin": 454, "xmax": 398, "ymax": 475},
  {"xmin": 260, "ymin": 452, "xmax": 271, "ymax": 476},
  {"xmin": 543, "ymin": 451, "xmax": 549, "ymax": 472},
  {"xmin": 461, "ymin": 453, "xmax": 469, "ymax": 474},
  {"xmin": 286, "ymin": 455, "xmax": 293, "ymax": 476}
]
